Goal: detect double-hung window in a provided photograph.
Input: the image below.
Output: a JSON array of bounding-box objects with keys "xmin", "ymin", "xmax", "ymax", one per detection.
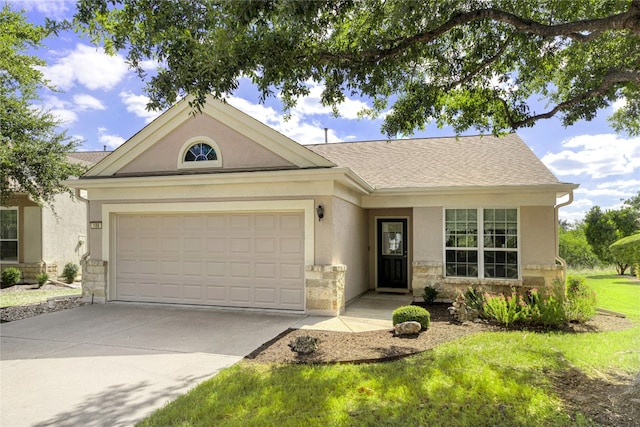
[
  {"xmin": 0, "ymin": 209, "xmax": 18, "ymax": 262},
  {"xmin": 445, "ymin": 208, "xmax": 518, "ymax": 279}
]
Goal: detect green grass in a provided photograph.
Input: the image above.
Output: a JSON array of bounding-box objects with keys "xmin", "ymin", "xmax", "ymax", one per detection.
[
  {"xmin": 139, "ymin": 273, "xmax": 640, "ymax": 427},
  {"xmin": 576, "ymin": 270, "xmax": 640, "ymax": 321},
  {"xmin": 0, "ymin": 288, "xmax": 81, "ymax": 308}
]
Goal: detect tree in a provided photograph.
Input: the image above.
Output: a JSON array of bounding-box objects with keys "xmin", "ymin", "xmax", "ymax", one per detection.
[
  {"xmin": 559, "ymin": 221, "xmax": 601, "ymax": 268},
  {"xmin": 69, "ymin": 0, "xmax": 640, "ymax": 136},
  {"xmin": 0, "ymin": 5, "xmax": 86, "ymax": 207},
  {"xmin": 609, "ymin": 233, "xmax": 640, "ymax": 273},
  {"xmin": 584, "ymin": 205, "xmax": 639, "ymax": 274}
]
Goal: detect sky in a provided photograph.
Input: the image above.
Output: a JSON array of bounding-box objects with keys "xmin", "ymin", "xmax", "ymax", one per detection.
[{"xmin": 10, "ymin": 0, "xmax": 640, "ymax": 223}]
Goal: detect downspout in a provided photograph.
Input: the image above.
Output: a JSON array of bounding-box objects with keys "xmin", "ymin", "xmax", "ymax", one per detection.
[
  {"xmin": 554, "ymin": 191, "xmax": 574, "ymax": 283},
  {"xmin": 75, "ymin": 189, "xmax": 90, "ymax": 262}
]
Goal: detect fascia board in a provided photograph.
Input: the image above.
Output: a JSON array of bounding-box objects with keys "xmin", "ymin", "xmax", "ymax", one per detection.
[
  {"xmin": 367, "ymin": 183, "xmax": 579, "ymax": 196},
  {"xmin": 67, "ymin": 167, "xmax": 373, "ymax": 194}
]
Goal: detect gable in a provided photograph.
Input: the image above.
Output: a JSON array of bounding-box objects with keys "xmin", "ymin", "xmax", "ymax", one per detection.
[{"xmin": 85, "ymin": 96, "xmax": 334, "ymax": 177}]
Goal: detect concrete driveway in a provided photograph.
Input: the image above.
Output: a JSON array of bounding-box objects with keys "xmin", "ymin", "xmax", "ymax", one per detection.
[{"xmin": 0, "ymin": 304, "xmax": 303, "ymax": 427}]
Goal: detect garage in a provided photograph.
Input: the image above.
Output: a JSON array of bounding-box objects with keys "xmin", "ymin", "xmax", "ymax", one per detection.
[{"xmin": 114, "ymin": 212, "xmax": 305, "ymax": 310}]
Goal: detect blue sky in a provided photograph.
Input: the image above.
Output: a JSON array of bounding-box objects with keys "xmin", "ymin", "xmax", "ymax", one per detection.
[{"xmin": 12, "ymin": 0, "xmax": 640, "ymax": 223}]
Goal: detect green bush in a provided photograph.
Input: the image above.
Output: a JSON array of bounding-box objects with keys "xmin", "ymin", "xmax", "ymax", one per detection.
[
  {"xmin": 465, "ymin": 287, "xmax": 486, "ymax": 313},
  {"xmin": 392, "ymin": 305, "xmax": 430, "ymax": 330},
  {"xmin": 524, "ymin": 289, "xmax": 566, "ymax": 327},
  {"xmin": 1, "ymin": 267, "xmax": 21, "ymax": 286},
  {"xmin": 565, "ymin": 278, "xmax": 597, "ymax": 323},
  {"xmin": 422, "ymin": 286, "xmax": 438, "ymax": 305},
  {"xmin": 482, "ymin": 291, "xmax": 524, "ymax": 327},
  {"xmin": 36, "ymin": 273, "xmax": 49, "ymax": 287},
  {"xmin": 62, "ymin": 263, "xmax": 79, "ymax": 284}
]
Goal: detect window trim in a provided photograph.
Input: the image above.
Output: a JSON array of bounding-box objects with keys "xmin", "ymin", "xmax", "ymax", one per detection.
[
  {"xmin": 177, "ymin": 136, "xmax": 223, "ymax": 169},
  {"xmin": 0, "ymin": 207, "xmax": 19, "ymax": 263},
  {"xmin": 443, "ymin": 207, "xmax": 520, "ymax": 280}
]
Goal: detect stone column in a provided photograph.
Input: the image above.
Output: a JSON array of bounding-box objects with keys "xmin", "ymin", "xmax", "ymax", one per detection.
[
  {"xmin": 305, "ymin": 264, "xmax": 347, "ymax": 316},
  {"xmin": 411, "ymin": 261, "xmax": 444, "ymax": 298},
  {"xmin": 80, "ymin": 259, "xmax": 108, "ymax": 303}
]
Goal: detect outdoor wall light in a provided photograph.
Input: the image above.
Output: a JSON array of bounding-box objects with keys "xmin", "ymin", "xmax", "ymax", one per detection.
[{"xmin": 316, "ymin": 205, "xmax": 324, "ymax": 221}]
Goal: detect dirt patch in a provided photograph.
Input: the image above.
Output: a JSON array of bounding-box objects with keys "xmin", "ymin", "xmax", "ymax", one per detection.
[{"xmin": 0, "ymin": 283, "xmax": 84, "ymax": 323}]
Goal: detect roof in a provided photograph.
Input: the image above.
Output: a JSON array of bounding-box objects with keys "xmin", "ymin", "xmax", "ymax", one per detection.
[
  {"xmin": 307, "ymin": 133, "xmax": 563, "ymax": 189},
  {"xmin": 67, "ymin": 151, "xmax": 112, "ymax": 166}
]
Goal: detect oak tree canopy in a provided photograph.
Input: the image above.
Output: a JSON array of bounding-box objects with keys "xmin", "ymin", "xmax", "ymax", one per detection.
[{"xmin": 71, "ymin": 0, "xmax": 640, "ymax": 136}]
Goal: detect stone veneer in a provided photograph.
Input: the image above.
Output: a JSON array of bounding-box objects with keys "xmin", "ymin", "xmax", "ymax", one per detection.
[
  {"xmin": 0, "ymin": 262, "xmax": 58, "ymax": 283},
  {"xmin": 305, "ymin": 264, "xmax": 347, "ymax": 316},
  {"xmin": 80, "ymin": 258, "xmax": 108, "ymax": 303},
  {"xmin": 412, "ymin": 261, "xmax": 565, "ymax": 300}
]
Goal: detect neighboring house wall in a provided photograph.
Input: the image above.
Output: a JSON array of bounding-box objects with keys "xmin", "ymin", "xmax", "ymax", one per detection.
[{"xmin": 42, "ymin": 193, "xmax": 88, "ymax": 276}]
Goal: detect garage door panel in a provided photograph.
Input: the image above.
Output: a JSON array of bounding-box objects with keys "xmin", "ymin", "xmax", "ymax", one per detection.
[{"xmin": 115, "ymin": 212, "xmax": 304, "ymax": 310}]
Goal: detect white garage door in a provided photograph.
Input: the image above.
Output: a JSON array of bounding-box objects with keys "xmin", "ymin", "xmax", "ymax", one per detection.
[{"xmin": 114, "ymin": 212, "xmax": 305, "ymax": 310}]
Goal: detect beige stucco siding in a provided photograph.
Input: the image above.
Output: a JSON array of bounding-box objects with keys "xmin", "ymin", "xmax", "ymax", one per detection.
[
  {"xmin": 23, "ymin": 206, "xmax": 42, "ymax": 263},
  {"xmin": 332, "ymin": 197, "xmax": 368, "ymax": 301},
  {"xmin": 520, "ymin": 206, "xmax": 557, "ymax": 265},
  {"xmin": 116, "ymin": 114, "xmax": 295, "ymax": 174},
  {"xmin": 42, "ymin": 194, "xmax": 87, "ymax": 269},
  {"xmin": 412, "ymin": 207, "xmax": 443, "ymax": 262}
]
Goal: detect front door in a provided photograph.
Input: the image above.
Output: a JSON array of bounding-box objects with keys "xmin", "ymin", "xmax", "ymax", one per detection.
[{"xmin": 377, "ymin": 219, "xmax": 408, "ymax": 289}]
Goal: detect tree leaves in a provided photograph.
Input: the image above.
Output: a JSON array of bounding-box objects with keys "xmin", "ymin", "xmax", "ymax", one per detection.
[
  {"xmin": 0, "ymin": 5, "xmax": 86, "ymax": 207},
  {"xmin": 70, "ymin": 0, "xmax": 640, "ymax": 136}
]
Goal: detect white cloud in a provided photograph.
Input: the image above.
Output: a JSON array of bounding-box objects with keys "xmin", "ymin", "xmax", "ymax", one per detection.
[
  {"xmin": 228, "ymin": 96, "xmax": 342, "ymax": 144},
  {"xmin": 97, "ymin": 128, "xmax": 125, "ymax": 149},
  {"xmin": 36, "ymin": 95, "xmax": 78, "ymax": 124},
  {"xmin": 596, "ymin": 179, "xmax": 640, "ymax": 190},
  {"xmin": 42, "ymin": 44, "xmax": 129, "ymax": 91},
  {"xmin": 291, "ymin": 83, "xmax": 371, "ymax": 120},
  {"xmin": 612, "ymin": 97, "xmax": 627, "ymax": 112},
  {"xmin": 541, "ymin": 134, "xmax": 640, "ymax": 179},
  {"xmin": 9, "ymin": 0, "xmax": 72, "ymax": 19},
  {"xmin": 119, "ymin": 91, "xmax": 163, "ymax": 123},
  {"xmin": 73, "ymin": 94, "xmax": 106, "ymax": 111},
  {"xmin": 574, "ymin": 187, "xmax": 634, "ymax": 198}
]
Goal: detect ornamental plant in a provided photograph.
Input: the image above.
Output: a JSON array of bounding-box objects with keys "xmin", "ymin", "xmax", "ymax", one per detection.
[
  {"xmin": 1, "ymin": 267, "xmax": 21, "ymax": 286},
  {"xmin": 523, "ymin": 288, "xmax": 566, "ymax": 327},
  {"xmin": 392, "ymin": 305, "xmax": 430, "ymax": 330},
  {"xmin": 482, "ymin": 291, "xmax": 524, "ymax": 327},
  {"xmin": 36, "ymin": 272, "xmax": 49, "ymax": 288},
  {"xmin": 422, "ymin": 286, "xmax": 438, "ymax": 305},
  {"xmin": 62, "ymin": 262, "xmax": 79, "ymax": 284},
  {"xmin": 565, "ymin": 276, "xmax": 597, "ymax": 323}
]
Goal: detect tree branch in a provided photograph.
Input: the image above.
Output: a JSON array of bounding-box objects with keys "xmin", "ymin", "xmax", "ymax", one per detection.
[
  {"xmin": 511, "ymin": 70, "xmax": 640, "ymax": 128},
  {"xmin": 320, "ymin": 1, "xmax": 639, "ymax": 64}
]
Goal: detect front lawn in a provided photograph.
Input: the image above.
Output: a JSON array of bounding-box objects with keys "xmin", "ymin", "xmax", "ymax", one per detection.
[
  {"xmin": 139, "ymin": 273, "xmax": 640, "ymax": 427},
  {"xmin": 0, "ymin": 288, "xmax": 81, "ymax": 308}
]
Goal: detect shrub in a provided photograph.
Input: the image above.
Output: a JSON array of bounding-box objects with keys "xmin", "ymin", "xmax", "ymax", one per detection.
[
  {"xmin": 288, "ymin": 335, "xmax": 319, "ymax": 355},
  {"xmin": 482, "ymin": 291, "xmax": 524, "ymax": 327},
  {"xmin": 1, "ymin": 267, "xmax": 21, "ymax": 286},
  {"xmin": 422, "ymin": 286, "xmax": 438, "ymax": 305},
  {"xmin": 392, "ymin": 305, "xmax": 430, "ymax": 330},
  {"xmin": 565, "ymin": 278, "xmax": 597, "ymax": 323},
  {"xmin": 524, "ymin": 289, "xmax": 566, "ymax": 327},
  {"xmin": 62, "ymin": 263, "xmax": 79, "ymax": 284},
  {"xmin": 464, "ymin": 287, "xmax": 486, "ymax": 313},
  {"xmin": 36, "ymin": 273, "xmax": 49, "ymax": 287}
]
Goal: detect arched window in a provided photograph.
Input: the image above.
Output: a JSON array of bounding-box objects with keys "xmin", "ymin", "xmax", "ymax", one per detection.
[
  {"xmin": 178, "ymin": 137, "xmax": 222, "ymax": 169},
  {"xmin": 184, "ymin": 143, "xmax": 217, "ymax": 162}
]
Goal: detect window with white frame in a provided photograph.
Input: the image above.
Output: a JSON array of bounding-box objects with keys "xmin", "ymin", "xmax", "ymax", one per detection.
[
  {"xmin": 178, "ymin": 136, "xmax": 223, "ymax": 169},
  {"xmin": 0, "ymin": 209, "xmax": 18, "ymax": 262},
  {"xmin": 445, "ymin": 208, "xmax": 518, "ymax": 279}
]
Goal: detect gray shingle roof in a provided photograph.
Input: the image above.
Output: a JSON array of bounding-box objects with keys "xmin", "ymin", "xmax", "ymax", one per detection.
[
  {"xmin": 307, "ymin": 133, "xmax": 561, "ymax": 189},
  {"xmin": 67, "ymin": 151, "xmax": 112, "ymax": 166}
]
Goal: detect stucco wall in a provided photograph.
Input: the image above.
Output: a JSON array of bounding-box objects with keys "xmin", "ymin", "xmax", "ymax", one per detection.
[
  {"xmin": 520, "ymin": 205, "xmax": 556, "ymax": 265},
  {"xmin": 332, "ymin": 197, "xmax": 368, "ymax": 302},
  {"xmin": 117, "ymin": 114, "xmax": 295, "ymax": 174},
  {"xmin": 42, "ymin": 193, "xmax": 87, "ymax": 272},
  {"xmin": 22, "ymin": 206, "xmax": 42, "ymax": 263},
  {"xmin": 413, "ymin": 207, "xmax": 443, "ymax": 262}
]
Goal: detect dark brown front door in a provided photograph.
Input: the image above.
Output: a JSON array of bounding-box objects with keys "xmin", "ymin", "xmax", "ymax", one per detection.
[{"xmin": 377, "ymin": 219, "xmax": 408, "ymax": 289}]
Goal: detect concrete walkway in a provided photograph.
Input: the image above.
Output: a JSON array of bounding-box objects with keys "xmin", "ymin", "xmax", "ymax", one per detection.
[{"xmin": 0, "ymin": 292, "xmax": 411, "ymax": 426}]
